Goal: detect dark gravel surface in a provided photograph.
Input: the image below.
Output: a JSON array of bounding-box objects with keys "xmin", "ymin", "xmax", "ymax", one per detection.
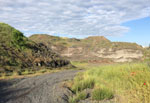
[{"xmin": 0, "ymin": 70, "xmax": 80, "ymax": 103}]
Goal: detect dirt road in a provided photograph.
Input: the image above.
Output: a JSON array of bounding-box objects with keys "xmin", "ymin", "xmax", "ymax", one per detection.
[{"xmin": 0, "ymin": 70, "xmax": 80, "ymax": 103}]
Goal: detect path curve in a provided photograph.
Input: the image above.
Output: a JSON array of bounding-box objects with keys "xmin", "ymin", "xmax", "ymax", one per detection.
[{"xmin": 0, "ymin": 70, "xmax": 80, "ymax": 103}]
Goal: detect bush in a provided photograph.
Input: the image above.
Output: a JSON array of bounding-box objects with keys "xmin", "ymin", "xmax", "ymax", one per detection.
[{"xmin": 12, "ymin": 29, "xmax": 26, "ymax": 49}]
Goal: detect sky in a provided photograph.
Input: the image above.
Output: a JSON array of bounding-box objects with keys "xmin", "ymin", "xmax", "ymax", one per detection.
[
  {"xmin": 0, "ymin": 0, "xmax": 150, "ymax": 46},
  {"xmin": 107, "ymin": 17, "xmax": 150, "ymax": 46}
]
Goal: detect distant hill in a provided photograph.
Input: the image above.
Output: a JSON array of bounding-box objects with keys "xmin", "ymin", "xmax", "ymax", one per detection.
[
  {"xmin": 0, "ymin": 23, "xmax": 71, "ymax": 76},
  {"xmin": 30, "ymin": 34, "xmax": 144, "ymax": 63}
]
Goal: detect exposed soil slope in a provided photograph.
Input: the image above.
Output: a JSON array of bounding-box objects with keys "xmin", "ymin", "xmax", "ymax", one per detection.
[{"xmin": 30, "ymin": 34, "xmax": 144, "ymax": 62}]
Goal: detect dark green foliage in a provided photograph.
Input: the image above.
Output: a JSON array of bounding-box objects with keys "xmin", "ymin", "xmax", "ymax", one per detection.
[
  {"xmin": 7, "ymin": 58, "xmax": 18, "ymax": 66},
  {"xmin": 12, "ymin": 29, "xmax": 26, "ymax": 49}
]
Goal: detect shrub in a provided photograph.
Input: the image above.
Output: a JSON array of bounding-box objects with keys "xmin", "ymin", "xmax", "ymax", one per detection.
[{"xmin": 12, "ymin": 29, "xmax": 26, "ymax": 49}]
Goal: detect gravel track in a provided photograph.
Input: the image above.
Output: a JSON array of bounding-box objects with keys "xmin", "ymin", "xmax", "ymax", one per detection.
[{"xmin": 0, "ymin": 70, "xmax": 80, "ymax": 103}]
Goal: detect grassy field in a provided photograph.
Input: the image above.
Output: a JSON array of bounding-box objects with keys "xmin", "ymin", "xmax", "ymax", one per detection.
[{"xmin": 69, "ymin": 62, "xmax": 150, "ymax": 103}]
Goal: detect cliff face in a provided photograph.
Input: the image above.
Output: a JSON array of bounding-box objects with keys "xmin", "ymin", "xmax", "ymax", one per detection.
[
  {"xmin": 89, "ymin": 48, "xmax": 143, "ymax": 62},
  {"xmin": 30, "ymin": 34, "xmax": 144, "ymax": 63},
  {"xmin": 55, "ymin": 47, "xmax": 143, "ymax": 62}
]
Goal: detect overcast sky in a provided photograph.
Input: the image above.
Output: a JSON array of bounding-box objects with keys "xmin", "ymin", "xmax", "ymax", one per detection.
[{"xmin": 0, "ymin": 0, "xmax": 150, "ymax": 46}]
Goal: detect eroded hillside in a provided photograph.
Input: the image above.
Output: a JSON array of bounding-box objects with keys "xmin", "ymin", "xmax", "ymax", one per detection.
[
  {"xmin": 30, "ymin": 34, "xmax": 144, "ymax": 63},
  {"xmin": 0, "ymin": 23, "xmax": 71, "ymax": 76}
]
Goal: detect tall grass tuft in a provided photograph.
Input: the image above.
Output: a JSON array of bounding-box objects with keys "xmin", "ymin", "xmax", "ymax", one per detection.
[
  {"xmin": 71, "ymin": 77, "xmax": 95, "ymax": 93},
  {"xmin": 92, "ymin": 88, "xmax": 114, "ymax": 100},
  {"xmin": 69, "ymin": 91, "xmax": 87, "ymax": 103}
]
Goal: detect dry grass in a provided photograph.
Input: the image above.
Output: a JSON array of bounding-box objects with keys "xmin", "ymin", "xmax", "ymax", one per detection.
[{"xmin": 0, "ymin": 69, "xmax": 61, "ymax": 80}]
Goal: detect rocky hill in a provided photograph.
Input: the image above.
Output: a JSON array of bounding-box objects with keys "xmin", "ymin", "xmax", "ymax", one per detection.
[
  {"xmin": 0, "ymin": 23, "xmax": 71, "ymax": 76},
  {"xmin": 30, "ymin": 34, "xmax": 144, "ymax": 63}
]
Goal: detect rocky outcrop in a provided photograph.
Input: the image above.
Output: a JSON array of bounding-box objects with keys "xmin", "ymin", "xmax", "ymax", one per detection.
[
  {"xmin": 52, "ymin": 47, "xmax": 143, "ymax": 62},
  {"xmin": 92, "ymin": 48, "xmax": 143, "ymax": 62}
]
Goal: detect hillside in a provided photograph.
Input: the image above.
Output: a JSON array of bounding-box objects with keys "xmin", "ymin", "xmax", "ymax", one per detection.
[
  {"xmin": 0, "ymin": 23, "xmax": 71, "ymax": 76},
  {"xmin": 30, "ymin": 34, "xmax": 144, "ymax": 62}
]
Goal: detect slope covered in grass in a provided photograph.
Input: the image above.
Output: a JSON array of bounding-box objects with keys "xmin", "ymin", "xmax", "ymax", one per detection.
[
  {"xmin": 69, "ymin": 62, "xmax": 150, "ymax": 103},
  {"xmin": 0, "ymin": 23, "xmax": 71, "ymax": 77},
  {"xmin": 30, "ymin": 34, "xmax": 143, "ymax": 50}
]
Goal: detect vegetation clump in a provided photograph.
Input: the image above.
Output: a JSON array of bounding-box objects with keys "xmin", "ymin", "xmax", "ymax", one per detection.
[
  {"xmin": 71, "ymin": 78, "xmax": 95, "ymax": 93},
  {"xmin": 91, "ymin": 88, "xmax": 113, "ymax": 100},
  {"xmin": 12, "ymin": 29, "xmax": 26, "ymax": 49},
  {"xmin": 69, "ymin": 91, "xmax": 87, "ymax": 103}
]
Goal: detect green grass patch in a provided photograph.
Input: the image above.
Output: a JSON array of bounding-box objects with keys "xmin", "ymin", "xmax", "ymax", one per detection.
[
  {"xmin": 71, "ymin": 61, "xmax": 89, "ymax": 69},
  {"xmin": 69, "ymin": 91, "xmax": 87, "ymax": 103},
  {"xmin": 92, "ymin": 88, "xmax": 114, "ymax": 100},
  {"xmin": 71, "ymin": 61, "xmax": 105, "ymax": 70},
  {"xmin": 71, "ymin": 77, "xmax": 95, "ymax": 93},
  {"xmin": 70, "ymin": 62, "xmax": 150, "ymax": 102}
]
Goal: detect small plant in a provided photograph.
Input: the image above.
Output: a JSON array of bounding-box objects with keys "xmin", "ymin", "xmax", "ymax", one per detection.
[
  {"xmin": 19, "ymin": 69, "xmax": 35, "ymax": 75},
  {"xmin": 92, "ymin": 88, "xmax": 114, "ymax": 100},
  {"xmin": 69, "ymin": 91, "xmax": 87, "ymax": 103},
  {"xmin": 38, "ymin": 69, "xmax": 47, "ymax": 73}
]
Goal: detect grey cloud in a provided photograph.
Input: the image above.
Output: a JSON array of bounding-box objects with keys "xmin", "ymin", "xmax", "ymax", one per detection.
[{"xmin": 0, "ymin": 0, "xmax": 149, "ymax": 37}]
